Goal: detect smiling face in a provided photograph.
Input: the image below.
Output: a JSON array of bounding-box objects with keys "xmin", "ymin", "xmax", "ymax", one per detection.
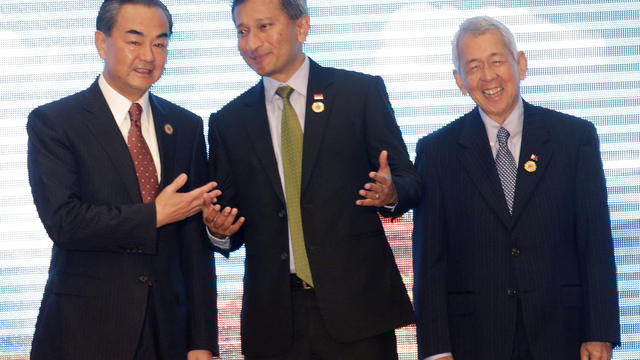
[
  {"xmin": 233, "ymin": 0, "xmax": 309, "ymax": 83},
  {"xmin": 453, "ymin": 30, "xmax": 528, "ymax": 124},
  {"xmin": 95, "ymin": 3, "xmax": 169, "ymax": 102}
]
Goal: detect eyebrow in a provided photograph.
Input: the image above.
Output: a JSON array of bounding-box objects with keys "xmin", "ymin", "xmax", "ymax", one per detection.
[{"xmin": 125, "ymin": 29, "xmax": 169, "ymax": 39}]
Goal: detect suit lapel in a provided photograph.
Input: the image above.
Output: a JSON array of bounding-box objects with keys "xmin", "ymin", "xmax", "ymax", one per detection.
[
  {"xmin": 150, "ymin": 94, "xmax": 176, "ymax": 189},
  {"xmin": 511, "ymin": 101, "xmax": 552, "ymax": 223},
  {"xmin": 457, "ymin": 108, "xmax": 512, "ymax": 227},
  {"xmin": 81, "ymin": 80, "xmax": 140, "ymax": 201},
  {"xmin": 242, "ymin": 82, "xmax": 286, "ymax": 203},
  {"xmin": 301, "ymin": 61, "xmax": 335, "ymax": 193}
]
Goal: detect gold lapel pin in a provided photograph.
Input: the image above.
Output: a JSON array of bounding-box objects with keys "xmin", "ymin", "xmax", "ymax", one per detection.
[
  {"xmin": 164, "ymin": 123, "xmax": 174, "ymax": 135},
  {"xmin": 312, "ymin": 93, "xmax": 325, "ymax": 113},
  {"xmin": 524, "ymin": 160, "xmax": 537, "ymax": 173},
  {"xmin": 312, "ymin": 101, "xmax": 324, "ymax": 113}
]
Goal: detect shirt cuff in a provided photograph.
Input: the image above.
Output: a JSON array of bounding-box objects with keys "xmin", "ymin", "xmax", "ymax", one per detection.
[
  {"xmin": 206, "ymin": 227, "xmax": 231, "ymax": 249},
  {"xmin": 425, "ymin": 353, "xmax": 453, "ymax": 360},
  {"xmin": 383, "ymin": 202, "xmax": 398, "ymax": 212}
]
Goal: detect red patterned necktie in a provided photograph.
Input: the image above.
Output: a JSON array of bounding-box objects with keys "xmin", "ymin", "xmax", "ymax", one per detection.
[{"xmin": 127, "ymin": 103, "xmax": 158, "ymax": 203}]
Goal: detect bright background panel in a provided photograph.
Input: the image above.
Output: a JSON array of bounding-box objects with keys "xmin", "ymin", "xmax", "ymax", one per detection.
[{"xmin": 0, "ymin": 0, "xmax": 639, "ymax": 359}]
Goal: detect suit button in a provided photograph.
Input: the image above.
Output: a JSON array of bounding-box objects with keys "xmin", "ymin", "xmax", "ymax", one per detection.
[
  {"xmin": 507, "ymin": 288, "xmax": 518, "ymax": 297},
  {"xmin": 278, "ymin": 209, "xmax": 286, "ymax": 218},
  {"xmin": 511, "ymin": 248, "xmax": 520, "ymax": 256},
  {"xmin": 138, "ymin": 276, "xmax": 148, "ymax": 283},
  {"xmin": 280, "ymin": 252, "xmax": 288, "ymax": 260}
]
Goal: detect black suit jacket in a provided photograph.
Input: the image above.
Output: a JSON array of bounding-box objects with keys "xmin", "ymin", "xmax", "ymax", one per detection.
[
  {"xmin": 413, "ymin": 101, "xmax": 620, "ymax": 360},
  {"xmin": 27, "ymin": 80, "xmax": 218, "ymax": 360},
  {"xmin": 209, "ymin": 60, "xmax": 420, "ymax": 357}
]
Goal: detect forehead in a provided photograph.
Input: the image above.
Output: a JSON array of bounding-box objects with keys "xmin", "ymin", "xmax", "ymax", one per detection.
[
  {"xmin": 113, "ymin": 3, "xmax": 169, "ymax": 33},
  {"xmin": 234, "ymin": 0, "xmax": 286, "ymax": 24},
  {"xmin": 458, "ymin": 30, "xmax": 510, "ymax": 60}
]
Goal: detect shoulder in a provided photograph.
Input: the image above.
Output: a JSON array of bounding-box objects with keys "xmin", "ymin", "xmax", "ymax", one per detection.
[
  {"xmin": 316, "ymin": 64, "xmax": 382, "ymax": 88},
  {"xmin": 524, "ymin": 101, "xmax": 596, "ymax": 138},
  {"xmin": 151, "ymin": 94, "xmax": 201, "ymax": 123},
  {"xmin": 210, "ymin": 82, "xmax": 262, "ymax": 125},
  {"xmin": 417, "ymin": 108, "xmax": 476, "ymax": 151},
  {"xmin": 29, "ymin": 87, "xmax": 89, "ymax": 119}
]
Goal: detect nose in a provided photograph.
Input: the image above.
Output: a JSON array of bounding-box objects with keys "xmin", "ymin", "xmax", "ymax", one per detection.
[
  {"xmin": 139, "ymin": 43, "xmax": 154, "ymax": 62},
  {"xmin": 246, "ymin": 30, "xmax": 263, "ymax": 53},
  {"xmin": 479, "ymin": 64, "xmax": 496, "ymax": 81}
]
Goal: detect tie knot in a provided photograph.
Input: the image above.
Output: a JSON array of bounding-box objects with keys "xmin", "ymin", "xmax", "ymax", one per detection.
[
  {"xmin": 276, "ymin": 85, "xmax": 294, "ymax": 100},
  {"xmin": 497, "ymin": 126, "xmax": 510, "ymax": 146},
  {"xmin": 129, "ymin": 103, "xmax": 143, "ymax": 127}
]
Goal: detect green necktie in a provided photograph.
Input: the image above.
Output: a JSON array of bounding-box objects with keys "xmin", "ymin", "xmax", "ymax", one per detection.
[{"xmin": 277, "ymin": 85, "xmax": 313, "ymax": 287}]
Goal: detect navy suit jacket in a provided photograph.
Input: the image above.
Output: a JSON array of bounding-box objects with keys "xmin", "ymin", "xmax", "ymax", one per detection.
[
  {"xmin": 27, "ymin": 79, "xmax": 218, "ymax": 360},
  {"xmin": 209, "ymin": 60, "xmax": 420, "ymax": 357},
  {"xmin": 413, "ymin": 101, "xmax": 620, "ymax": 360}
]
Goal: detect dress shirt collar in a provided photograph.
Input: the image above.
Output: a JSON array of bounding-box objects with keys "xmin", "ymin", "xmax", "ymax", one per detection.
[
  {"xmin": 98, "ymin": 73, "xmax": 152, "ymax": 126},
  {"xmin": 479, "ymin": 97, "xmax": 524, "ymax": 147},
  {"xmin": 263, "ymin": 55, "xmax": 310, "ymax": 103}
]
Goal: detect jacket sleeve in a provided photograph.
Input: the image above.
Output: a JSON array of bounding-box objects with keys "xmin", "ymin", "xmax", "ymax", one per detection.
[
  {"xmin": 180, "ymin": 119, "xmax": 220, "ymax": 355},
  {"xmin": 27, "ymin": 106, "xmax": 157, "ymax": 254},
  {"xmin": 413, "ymin": 136, "xmax": 453, "ymax": 358},
  {"xmin": 574, "ymin": 122, "xmax": 620, "ymax": 345},
  {"xmin": 208, "ymin": 112, "xmax": 247, "ymax": 254},
  {"xmin": 363, "ymin": 76, "xmax": 422, "ymax": 217}
]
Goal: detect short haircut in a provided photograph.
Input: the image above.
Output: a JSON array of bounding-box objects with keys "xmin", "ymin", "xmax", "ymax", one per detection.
[
  {"xmin": 452, "ymin": 16, "xmax": 518, "ymax": 73},
  {"xmin": 96, "ymin": 0, "xmax": 173, "ymax": 36},
  {"xmin": 231, "ymin": 0, "xmax": 308, "ymax": 21}
]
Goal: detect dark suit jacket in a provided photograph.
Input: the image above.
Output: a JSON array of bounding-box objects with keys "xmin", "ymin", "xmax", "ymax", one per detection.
[
  {"xmin": 27, "ymin": 79, "xmax": 218, "ymax": 360},
  {"xmin": 413, "ymin": 101, "xmax": 620, "ymax": 360},
  {"xmin": 209, "ymin": 60, "xmax": 420, "ymax": 357}
]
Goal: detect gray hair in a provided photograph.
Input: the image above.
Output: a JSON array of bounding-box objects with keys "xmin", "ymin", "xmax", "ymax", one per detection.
[
  {"xmin": 97, "ymin": 0, "xmax": 173, "ymax": 36},
  {"xmin": 232, "ymin": 0, "xmax": 308, "ymax": 21},
  {"xmin": 452, "ymin": 16, "xmax": 518, "ymax": 73}
]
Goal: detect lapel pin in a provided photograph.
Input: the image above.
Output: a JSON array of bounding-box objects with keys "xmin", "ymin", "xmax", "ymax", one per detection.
[
  {"xmin": 524, "ymin": 160, "xmax": 537, "ymax": 173},
  {"xmin": 530, "ymin": 154, "xmax": 538, "ymax": 161},
  {"xmin": 312, "ymin": 93, "xmax": 325, "ymax": 113},
  {"xmin": 312, "ymin": 102, "xmax": 324, "ymax": 113},
  {"xmin": 164, "ymin": 123, "xmax": 174, "ymax": 135}
]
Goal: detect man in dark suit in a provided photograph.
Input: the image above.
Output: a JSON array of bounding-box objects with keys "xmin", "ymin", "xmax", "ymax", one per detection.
[
  {"xmin": 413, "ymin": 16, "xmax": 620, "ymax": 360},
  {"xmin": 26, "ymin": 1, "xmax": 219, "ymax": 359},
  {"xmin": 201, "ymin": 0, "xmax": 421, "ymax": 358}
]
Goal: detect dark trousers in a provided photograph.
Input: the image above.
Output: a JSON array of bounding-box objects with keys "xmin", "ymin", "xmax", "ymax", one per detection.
[
  {"xmin": 134, "ymin": 287, "xmax": 161, "ymax": 360},
  {"xmin": 247, "ymin": 286, "xmax": 398, "ymax": 360}
]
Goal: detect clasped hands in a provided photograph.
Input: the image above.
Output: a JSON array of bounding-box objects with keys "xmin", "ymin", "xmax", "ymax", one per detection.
[{"xmin": 201, "ymin": 150, "xmax": 397, "ymax": 238}]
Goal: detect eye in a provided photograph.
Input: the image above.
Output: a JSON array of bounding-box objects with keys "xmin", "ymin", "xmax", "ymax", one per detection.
[
  {"xmin": 237, "ymin": 29, "xmax": 247, "ymax": 37},
  {"xmin": 260, "ymin": 23, "xmax": 272, "ymax": 30},
  {"xmin": 129, "ymin": 41, "xmax": 140, "ymax": 46},
  {"xmin": 153, "ymin": 42, "xmax": 167, "ymax": 49}
]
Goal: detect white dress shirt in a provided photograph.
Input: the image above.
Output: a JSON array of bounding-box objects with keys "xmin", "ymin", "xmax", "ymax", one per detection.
[
  {"xmin": 424, "ymin": 99, "xmax": 525, "ymax": 360},
  {"xmin": 97, "ymin": 74, "xmax": 161, "ymax": 181},
  {"xmin": 209, "ymin": 56, "xmax": 310, "ymax": 273},
  {"xmin": 480, "ymin": 98, "xmax": 524, "ymax": 165}
]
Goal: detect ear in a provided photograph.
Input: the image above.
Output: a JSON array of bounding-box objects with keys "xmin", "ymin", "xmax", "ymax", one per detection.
[
  {"xmin": 517, "ymin": 51, "xmax": 528, "ymax": 80},
  {"xmin": 95, "ymin": 31, "xmax": 107, "ymax": 60},
  {"xmin": 453, "ymin": 69, "xmax": 468, "ymax": 95},
  {"xmin": 296, "ymin": 14, "xmax": 310, "ymax": 43}
]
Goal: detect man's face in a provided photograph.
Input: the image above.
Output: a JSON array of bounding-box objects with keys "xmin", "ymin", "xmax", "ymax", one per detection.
[
  {"xmin": 234, "ymin": 0, "xmax": 309, "ymax": 83},
  {"xmin": 453, "ymin": 30, "xmax": 527, "ymax": 124},
  {"xmin": 95, "ymin": 4, "xmax": 169, "ymax": 102}
]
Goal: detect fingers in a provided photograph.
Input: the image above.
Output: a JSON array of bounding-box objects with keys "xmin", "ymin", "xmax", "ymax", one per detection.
[
  {"xmin": 377, "ymin": 150, "xmax": 390, "ymax": 174},
  {"xmin": 165, "ymin": 173, "xmax": 188, "ymax": 193},
  {"xmin": 206, "ymin": 206, "xmax": 245, "ymax": 238}
]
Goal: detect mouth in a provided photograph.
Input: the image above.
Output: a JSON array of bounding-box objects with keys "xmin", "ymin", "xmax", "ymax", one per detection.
[
  {"xmin": 134, "ymin": 68, "xmax": 153, "ymax": 75},
  {"xmin": 483, "ymin": 87, "xmax": 503, "ymax": 96},
  {"xmin": 249, "ymin": 52, "xmax": 269, "ymax": 64}
]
